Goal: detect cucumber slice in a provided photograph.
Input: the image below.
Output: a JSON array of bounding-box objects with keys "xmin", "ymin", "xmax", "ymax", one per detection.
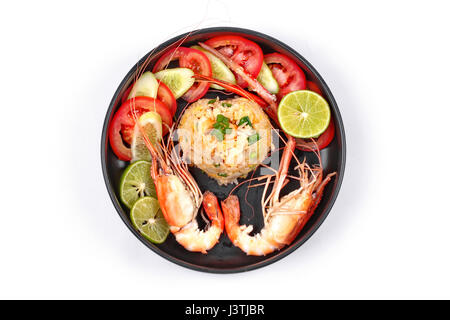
[
  {"xmin": 154, "ymin": 68, "xmax": 195, "ymax": 99},
  {"xmin": 128, "ymin": 71, "xmax": 158, "ymax": 99},
  {"xmin": 257, "ymin": 62, "xmax": 279, "ymax": 94},
  {"xmin": 191, "ymin": 45, "xmax": 236, "ymax": 90}
]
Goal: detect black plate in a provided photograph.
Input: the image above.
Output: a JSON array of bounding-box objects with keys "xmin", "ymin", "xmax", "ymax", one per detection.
[{"xmin": 101, "ymin": 27, "xmax": 346, "ymax": 273}]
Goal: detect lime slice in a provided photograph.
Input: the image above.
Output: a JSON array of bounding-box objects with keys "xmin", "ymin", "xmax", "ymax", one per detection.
[
  {"xmin": 191, "ymin": 45, "xmax": 236, "ymax": 90},
  {"xmin": 119, "ymin": 160, "xmax": 156, "ymax": 209},
  {"xmin": 131, "ymin": 112, "xmax": 162, "ymax": 162},
  {"xmin": 130, "ymin": 197, "xmax": 169, "ymax": 244},
  {"xmin": 154, "ymin": 68, "xmax": 194, "ymax": 99},
  {"xmin": 128, "ymin": 71, "xmax": 158, "ymax": 99},
  {"xmin": 257, "ymin": 62, "xmax": 279, "ymax": 94},
  {"xmin": 278, "ymin": 90, "xmax": 331, "ymax": 138}
]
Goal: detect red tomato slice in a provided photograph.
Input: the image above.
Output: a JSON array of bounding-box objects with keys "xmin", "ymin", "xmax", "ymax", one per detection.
[
  {"xmin": 306, "ymin": 80, "xmax": 323, "ymax": 96},
  {"xmin": 296, "ymin": 117, "xmax": 335, "ymax": 151},
  {"xmin": 264, "ymin": 53, "xmax": 306, "ymax": 99},
  {"xmin": 156, "ymin": 80, "xmax": 177, "ymax": 116},
  {"xmin": 109, "ymin": 97, "xmax": 173, "ymax": 161},
  {"xmin": 205, "ymin": 35, "xmax": 263, "ymax": 88},
  {"xmin": 153, "ymin": 47, "xmax": 211, "ymax": 103}
]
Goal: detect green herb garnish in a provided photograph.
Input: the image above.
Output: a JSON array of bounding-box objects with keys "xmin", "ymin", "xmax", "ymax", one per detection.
[
  {"xmin": 238, "ymin": 116, "xmax": 253, "ymax": 128},
  {"xmin": 216, "ymin": 114, "xmax": 229, "ymax": 125},
  {"xmin": 208, "ymin": 98, "xmax": 217, "ymax": 104},
  {"xmin": 247, "ymin": 133, "xmax": 260, "ymax": 145},
  {"xmin": 211, "ymin": 114, "xmax": 231, "ymax": 141},
  {"xmin": 222, "ymin": 102, "xmax": 232, "ymax": 108},
  {"xmin": 218, "ymin": 173, "xmax": 228, "ymax": 177}
]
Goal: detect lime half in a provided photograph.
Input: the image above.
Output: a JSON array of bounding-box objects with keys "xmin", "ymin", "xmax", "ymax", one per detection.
[
  {"xmin": 131, "ymin": 112, "xmax": 162, "ymax": 162},
  {"xmin": 131, "ymin": 197, "xmax": 169, "ymax": 244},
  {"xmin": 278, "ymin": 90, "xmax": 331, "ymax": 138},
  {"xmin": 119, "ymin": 160, "xmax": 156, "ymax": 209}
]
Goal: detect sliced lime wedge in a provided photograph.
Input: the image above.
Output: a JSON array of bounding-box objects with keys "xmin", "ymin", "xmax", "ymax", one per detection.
[
  {"xmin": 119, "ymin": 160, "xmax": 156, "ymax": 209},
  {"xmin": 278, "ymin": 90, "xmax": 331, "ymax": 138},
  {"xmin": 131, "ymin": 112, "xmax": 162, "ymax": 162},
  {"xmin": 130, "ymin": 197, "xmax": 169, "ymax": 244}
]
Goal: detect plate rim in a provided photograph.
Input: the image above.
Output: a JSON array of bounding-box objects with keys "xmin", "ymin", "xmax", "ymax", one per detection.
[{"xmin": 101, "ymin": 26, "xmax": 346, "ymax": 273}]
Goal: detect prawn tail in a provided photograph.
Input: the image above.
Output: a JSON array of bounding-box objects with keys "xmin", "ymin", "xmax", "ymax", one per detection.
[
  {"xmin": 202, "ymin": 191, "xmax": 224, "ymax": 230},
  {"xmin": 221, "ymin": 195, "xmax": 241, "ymax": 242}
]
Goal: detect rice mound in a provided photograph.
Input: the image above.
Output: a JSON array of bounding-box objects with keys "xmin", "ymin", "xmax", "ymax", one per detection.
[{"xmin": 178, "ymin": 97, "xmax": 272, "ymax": 185}]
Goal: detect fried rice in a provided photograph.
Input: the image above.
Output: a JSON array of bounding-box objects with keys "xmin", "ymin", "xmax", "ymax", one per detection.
[{"xmin": 178, "ymin": 97, "xmax": 272, "ymax": 185}]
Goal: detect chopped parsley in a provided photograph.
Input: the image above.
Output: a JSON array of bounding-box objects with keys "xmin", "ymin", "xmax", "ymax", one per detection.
[
  {"xmin": 211, "ymin": 114, "xmax": 231, "ymax": 141},
  {"xmin": 238, "ymin": 116, "xmax": 253, "ymax": 128},
  {"xmin": 218, "ymin": 173, "xmax": 228, "ymax": 177},
  {"xmin": 216, "ymin": 114, "xmax": 229, "ymax": 126},
  {"xmin": 208, "ymin": 98, "xmax": 217, "ymax": 104},
  {"xmin": 222, "ymin": 102, "xmax": 232, "ymax": 108}
]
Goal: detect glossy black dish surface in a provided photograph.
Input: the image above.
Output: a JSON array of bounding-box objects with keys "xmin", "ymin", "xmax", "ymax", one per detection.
[{"xmin": 101, "ymin": 27, "xmax": 346, "ymax": 273}]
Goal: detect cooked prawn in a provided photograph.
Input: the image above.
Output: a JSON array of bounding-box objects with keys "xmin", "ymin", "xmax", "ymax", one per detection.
[
  {"xmin": 221, "ymin": 137, "xmax": 336, "ymax": 256},
  {"xmin": 132, "ymin": 113, "xmax": 224, "ymax": 254}
]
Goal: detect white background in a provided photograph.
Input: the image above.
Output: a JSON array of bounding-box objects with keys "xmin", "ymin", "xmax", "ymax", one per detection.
[{"xmin": 1, "ymin": 0, "xmax": 449, "ymax": 299}]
